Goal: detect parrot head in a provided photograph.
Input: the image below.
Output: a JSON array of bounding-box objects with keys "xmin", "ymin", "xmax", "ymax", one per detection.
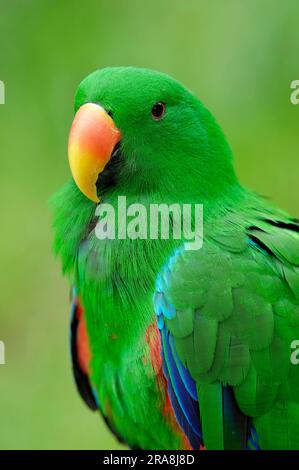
[{"xmin": 68, "ymin": 67, "xmax": 238, "ymax": 204}]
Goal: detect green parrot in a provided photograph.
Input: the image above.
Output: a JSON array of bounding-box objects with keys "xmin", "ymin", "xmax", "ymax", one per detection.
[{"xmin": 52, "ymin": 67, "xmax": 299, "ymax": 450}]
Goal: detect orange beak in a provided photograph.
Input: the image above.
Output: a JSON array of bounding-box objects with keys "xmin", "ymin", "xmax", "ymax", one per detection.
[{"xmin": 68, "ymin": 103, "xmax": 121, "ymax": 202}]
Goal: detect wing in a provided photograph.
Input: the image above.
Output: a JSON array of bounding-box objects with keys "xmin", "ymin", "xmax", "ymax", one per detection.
[
  {"xmin": 70, "ymin": 288, "xmax": 98, "ymax": 410},
  {"xmin": 154, "ymin": 210, "xmax": 299, "ymax": 450},
  {"xmin": 70, "ymin": 288, "xmax": 128, "ymax": 446}
]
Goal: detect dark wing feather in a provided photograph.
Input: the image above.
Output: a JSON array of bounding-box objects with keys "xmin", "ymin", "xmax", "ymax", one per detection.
[{"xmin": 70, "ymin": 290, "xmax": 98, "ymax": 411}]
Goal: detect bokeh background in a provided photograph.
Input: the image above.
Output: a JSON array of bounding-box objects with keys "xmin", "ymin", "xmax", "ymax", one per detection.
[{"xmin": 0, "ymin": 0, "xmax": 298, "ymax": 449}]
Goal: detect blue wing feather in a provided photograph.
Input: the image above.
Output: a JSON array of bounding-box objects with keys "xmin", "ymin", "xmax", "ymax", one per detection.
[
  {"xmin": 161, "ymin": 331, "xmax": 202, "ymax": 449},
  {"xmin": 161, "ymin": 326, "xmax": 202, "ymax": 438}
]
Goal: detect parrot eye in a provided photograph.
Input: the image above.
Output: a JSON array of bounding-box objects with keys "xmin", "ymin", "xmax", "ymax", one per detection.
[{"xmin": 151, "ymin": 102, "xmax": 166, "ymax": 120}]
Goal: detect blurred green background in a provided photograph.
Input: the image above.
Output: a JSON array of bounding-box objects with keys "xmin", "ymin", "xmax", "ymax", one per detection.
[{"xmin": 0, "ymin": 0, "xmax": 298, "ymax": 449}]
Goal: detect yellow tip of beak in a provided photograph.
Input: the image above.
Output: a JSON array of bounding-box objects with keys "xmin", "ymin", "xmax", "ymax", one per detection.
[{"xmin": 68, "ymin": 103, "xmax": 121, "ymax": 202}]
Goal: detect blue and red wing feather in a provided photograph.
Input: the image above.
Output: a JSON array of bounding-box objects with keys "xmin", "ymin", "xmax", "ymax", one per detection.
[{"xmin": 160, "ymin": 324, "xmax": 203, "ymax": 449}]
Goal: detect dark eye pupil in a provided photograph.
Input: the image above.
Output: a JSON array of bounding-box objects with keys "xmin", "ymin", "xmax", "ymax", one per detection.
[{"xmin": 151, "ymin": 102, "xmax": 165, "ymax": 120}]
